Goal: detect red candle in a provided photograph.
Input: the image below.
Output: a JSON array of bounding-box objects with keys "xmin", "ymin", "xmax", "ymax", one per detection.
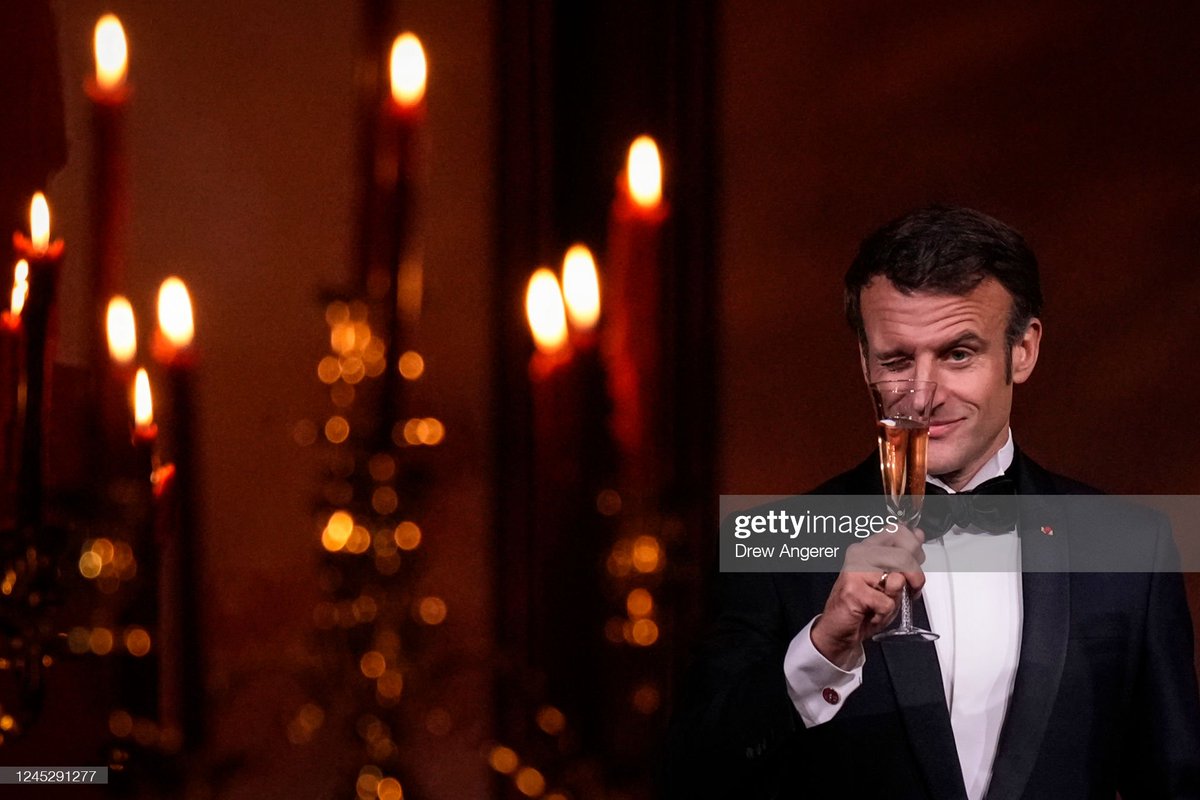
[
  {"xmin": 101, "ymin": 295, "xmax": 139, "ymax": 480},
  {"xmin": 603, "ymin": 137, "xmax": 667, "ymax": 488},
  {"xmin": 11, "ymin": 193, "xmax": 65, "ymax": 529},
  {"xmin": 131, "ymin": 366, "xmax": 156, "ymax": 471},
  {"xmin": 151, "ymin": 460, "xmax": 182, "ymax": 745},
  {"xmin": 85, "ymin": 15, "xmax": 131, "ymax": 337},
  {"xmin": 87, "ymin": 16, "xmax": 133, "ymax": 477},
  {"xmin": 0, "ymin": 262, "xmax": 28, "ymax": 527},
  {"xmin": 561, "ymin": 244, "xmax": 602, "ymax": 351},
  {"xmin": 373, "ymin": 32, "xmax": 427, "ymax": 447},
  {"xmin": 152, "ymin": 276, "xmax": 203, "ymax": 748}
]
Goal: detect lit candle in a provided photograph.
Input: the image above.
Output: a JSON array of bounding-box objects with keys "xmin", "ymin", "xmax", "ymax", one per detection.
[
  {"xmin": 133, "ymin": 367, "xmax": 156, "ymax": 444},
  {"xmin": 561, "ymin": 244, "xmax": 601, "ymax": 347},
  {"xmin": 558, "ymin": 243, "xmax": 612, "ymax": 505},
  {"xmin": 106, "ymin": 296, "xmax": 137, "ymax": 367},
  {"xmin": 11, "ymin": 193, "xmax": 65, "ymax": 529},
  {"xmin": 97, "ymin": 295, "xmax": 140, "ymax": 478},
  {"xmin": 0, "ymin": 261, "xmax": 28, "ymax": 527},
  {"xmin": 152, "ymin": 275, "xmax": 203, "ymax": 748},
  {"xmin": 389, "ymin": 33, "xmax": 428, "ymax": 114},
  {"xmin": 86, "ymin": 14, "xmax": 130, "ymax": 319},
  {"xmin": 525, "ymin": 267, "xmax": 584, "ymax": 574},
  {"xmin": 372, "ymin": 33, "xmax": 427, "ymax": 449},
  {"xmin": 526, "ymin": 268, "xmax": 569, "ymax": 364},
  {"xmin": 604, "ymin": 136, "xmax": 667, "ymax": 486}
]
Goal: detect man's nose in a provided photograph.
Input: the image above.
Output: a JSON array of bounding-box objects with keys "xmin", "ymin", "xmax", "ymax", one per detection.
[{"xmin": 913, "ymin": 357, "xmax": 937, "ymax": 384}]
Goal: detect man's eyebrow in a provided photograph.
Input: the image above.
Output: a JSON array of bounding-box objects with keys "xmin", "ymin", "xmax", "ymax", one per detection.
[
  {"xmin": 941, "ymin": 332, "xmax": 986, "ymax": 350},
  {"xmin": 870, "ymin": 332, "xmax": 986, "ymax": 361},
  {"xmin": 871, "ymin": 347, "xmax": 911, "ymax": 361}
]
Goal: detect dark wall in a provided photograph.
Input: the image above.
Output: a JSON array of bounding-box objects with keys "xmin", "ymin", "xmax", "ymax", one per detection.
[
  {"xmin": 719, "ymin": 1, "xmax": 1200, "ymax": 494},
  {"xmin": 717, "ymin": 0, "xmax": 1200, "ymax": 668}
]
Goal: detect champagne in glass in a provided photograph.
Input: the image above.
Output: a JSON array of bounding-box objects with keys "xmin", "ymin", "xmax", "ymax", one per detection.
[
  {"xmin": 877, "ymin": 417, "xmax": 929, "ymax": 525},
  {"xmin": 869, "ymin": 379, "xmax": 937, "ymax": 641}
]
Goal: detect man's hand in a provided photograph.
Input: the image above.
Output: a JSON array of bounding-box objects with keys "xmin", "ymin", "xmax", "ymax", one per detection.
[{"xmin": 810, "ymin": 525, "xmax": 926, "ymax": 668}]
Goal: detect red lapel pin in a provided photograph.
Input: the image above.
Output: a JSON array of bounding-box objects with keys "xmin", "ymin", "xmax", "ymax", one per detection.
[{"xmin": 1040, "ymin": 525, "xmax": 1054, "ymax": 536}]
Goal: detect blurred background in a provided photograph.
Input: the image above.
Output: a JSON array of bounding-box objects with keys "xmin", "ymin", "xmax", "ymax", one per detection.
[{"xmin": 0, "ymin": 1, "xmax": 1197, "ymax": 798}]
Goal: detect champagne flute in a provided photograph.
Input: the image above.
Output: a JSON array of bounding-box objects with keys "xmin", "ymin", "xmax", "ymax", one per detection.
[{"xmin": 869, "ymin": 379, "xmax": 937, "ymax": 641}]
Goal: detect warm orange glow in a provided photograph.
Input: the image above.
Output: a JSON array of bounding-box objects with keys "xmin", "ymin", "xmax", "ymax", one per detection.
[
  {"xmin": 535, "ymin": 706, "xmax": 566, "ymax": 736},
  {"xmin": 106, "ymin": 296, "xmax": 137, "ymax": 364},
  {"xmin": 94, "ymin": 15, "xmax": 128, "ymax": 91},
  {"xmin": 156, "ymin": 277, "xmax": 194, "ymax": 347},
  {"xmin": 630, "ymin": 618, "xmax": 659, "ymax": 646},
  {"xmin": 321, "ymin": 510, "xmax": 354, "ymax": 552},
  {"xmin": 124, "ymin": 627, "xmax": 151, "ymax": 657},
  {"xmin": 10, "ymin": 260, "xmax": 29, "ymax": 316},
  {"xmin": 346, "ymin": 525, "xmax": 372, "ymax": 555},
  {"xmin": 626, "ymin": 136, "xmax": 663, "ymax": 209},
  {"xmin": 90, "ymin": 627, "xmax": 115, "ymax": 655},
  {"xmin": 524, "ymin": 268, "xmax": 568, "ymax": 354},
  {"xmin": 134, "ymin": 368, "xmax": 153, "ymax": 427},
  {"xmin": 30, "ymin": 193, "xmax": 51, "ymax": 252},
  {"xmin": 417, "ymin": 596, "xmax": 447, "ymax": 625},
  {"xmin": 376, "ymin": 777, "xmax": 404, "ymax": 800},
  {"xmin": 389, "ymin": 33, "xmax": 427, "ymax": 108},
  {"xmin": 488, "ymin": 746, "xmax": 519, "ymax": 774},
  {"xmin": 515, "ymin": 767, "xmax": 546, "ymax": 798},
  {"xmin": 360, "ymin": 651, "xmax": 386, "ymax": 679},
  {"xmin": 632, "ymin": 535, "xmax": 662, "ymax": 573},
  {"xmin": 561, "ymin": 244, "xmax": 601, "ymax": 331},
  {"xmin": 325, "ymin": 415, "xmax": 350, "ymax": 444},
  {"xmin": 626, "ymin": 588, "xmax": 654, "ymax": 618},
  {"xmin": 398, "ymin": 350, "xmax": 425, "ymax": 380},
  {"xmin": 376, "ymin": 670, "xmax": 404, "ymax": 701},
  {"xmin": 393, "ymin": 521, "xmax": 421, "ymax": 551},
  {"xmin": 79, "ymin": 551, "xmax": 102, "ymax": 579}
]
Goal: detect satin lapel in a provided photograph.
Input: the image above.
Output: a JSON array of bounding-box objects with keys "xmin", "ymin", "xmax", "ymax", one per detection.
[
  {"xmin": 985, "ymin": 454, "xmax": 1071, "ymax": 800},
  {"xmin": 880, "ymin": 595, "xmax": 969, "ymax": 800}
]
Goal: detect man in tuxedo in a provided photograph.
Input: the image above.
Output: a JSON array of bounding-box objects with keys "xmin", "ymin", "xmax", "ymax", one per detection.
[{"xmin": 666, "ymin": 206, "xmax": 1200, "ymax": 798}]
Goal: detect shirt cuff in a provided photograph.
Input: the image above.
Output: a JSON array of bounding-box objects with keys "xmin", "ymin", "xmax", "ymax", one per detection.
[{"xmin": 784, "ymin": 616, "xmax": 865, "ymax": 728}]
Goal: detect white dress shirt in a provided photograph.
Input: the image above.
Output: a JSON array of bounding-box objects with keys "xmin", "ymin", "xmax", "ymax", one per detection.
[{"xmin": 784, "ymin": 430, "xmax": 1022, "ymax": 800}]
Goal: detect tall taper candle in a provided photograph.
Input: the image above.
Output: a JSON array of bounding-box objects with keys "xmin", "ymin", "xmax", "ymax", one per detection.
[
  {"xmin": 153, "ymin": 276, "xmax": 203, "ymax": 749},
  {"xmin": 11, "ymin": 193, "xmax": 64, "ymax": 530},
  {"xmin": 0, "ymin": 262, "xmax": 28, "ymax": 528},
  {"xmin": 373, "ymin": 32, "xmax": 426, "ymax": 450},
  {"xmin": 603, "ymin": 137, "xmax": 667, "ymax": 490}
]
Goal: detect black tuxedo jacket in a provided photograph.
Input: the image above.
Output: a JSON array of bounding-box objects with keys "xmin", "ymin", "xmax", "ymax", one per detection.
[{"xmin": 666, "ymin": 449, "xmax": 1200, "ymax": 799}]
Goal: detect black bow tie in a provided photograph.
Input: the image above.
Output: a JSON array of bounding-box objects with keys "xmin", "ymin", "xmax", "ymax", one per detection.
[{"xmin": 920, "ymin": 474, "xmax": 1018, "ymax": 539}]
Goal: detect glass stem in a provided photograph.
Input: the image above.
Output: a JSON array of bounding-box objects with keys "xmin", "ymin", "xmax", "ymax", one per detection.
[{"xmin": 899, "ymin": 586, "xmax": 913, "ymax": 630}]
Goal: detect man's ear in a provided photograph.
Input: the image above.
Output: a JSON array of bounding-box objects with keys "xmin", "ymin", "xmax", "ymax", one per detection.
[{"xmin": 1011, "ymin": 318, "xmax": 1042, "ymax": 385}]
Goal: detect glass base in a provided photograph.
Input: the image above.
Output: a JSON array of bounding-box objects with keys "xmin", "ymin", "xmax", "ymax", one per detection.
[{"xmin": 873, "ymin": 626, "xmax": 938, "ymax": 642}]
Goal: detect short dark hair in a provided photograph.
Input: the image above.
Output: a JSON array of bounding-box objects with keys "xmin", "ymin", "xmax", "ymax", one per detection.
[{"xmin": 844, "ymin": 205, "xmax": 1043, "ymax": 376}]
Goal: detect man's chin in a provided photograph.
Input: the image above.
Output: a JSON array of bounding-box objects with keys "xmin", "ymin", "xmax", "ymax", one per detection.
[{"xmin": 926, "ymin": 446, "xmax": 965, "ymax": 483}]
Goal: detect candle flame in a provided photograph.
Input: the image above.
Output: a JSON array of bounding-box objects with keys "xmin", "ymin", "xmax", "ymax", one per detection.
[
  {"xmin": 30, "ymin": 193, "xmax": 50, "ymax": 252},
  {"xmin": 524, "ymin": 268, "xmax": 568, "ymax": 354},
  {"xmin": 157, "ymin": 277, "xmax": 194, "ymax": 347},
  {"xmin": 389, "ymin": 33, "xmax": 427, "ymax": 108},
  {"xmin": 94, "ymin": 14, "xmax": 128, "ymax": 91},
  {"xmin": 106, "ymin": 296, "xmax": 137, "ymax": 364},
  {"xmin": 561, "ymin": 244, "xmax": 601, "ymax": 332},
  {"xmin": 10, "ymin": 261, "xmax": 29, "ymax": 317},
  {"xmin": 626, "ymin": 136, "xmax": 663, "ymax": 209},
  {"xmin": 134, "ymin": 368, "xmax": 153, "ymax": 427}
]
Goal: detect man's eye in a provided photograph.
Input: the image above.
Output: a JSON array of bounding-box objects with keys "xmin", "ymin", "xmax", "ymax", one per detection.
[
  {"xmin": 948, "ymin": 350, "xmax": 971, "ymax": 362},
  {"xmin": 880, "ymin": 360, "xmax": 909, "ymax": 371}
]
